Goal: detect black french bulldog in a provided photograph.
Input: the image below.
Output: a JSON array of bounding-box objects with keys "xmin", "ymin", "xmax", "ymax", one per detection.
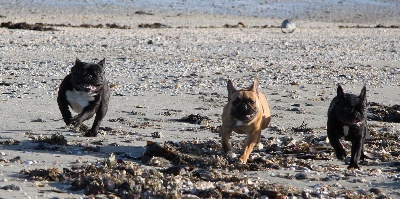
[
  {"xmin": 57, "ymin": 58, "xmax": 110, "ymax": 137},
  {"xmin": 327, "ymin": 85, "xmax": 368, "ymax": 169}
]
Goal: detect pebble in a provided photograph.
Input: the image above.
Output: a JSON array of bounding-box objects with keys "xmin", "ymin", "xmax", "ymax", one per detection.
[
  {"xmin": 295, "ymin": 172, "xmax": 308, "ymax": 180},
  {"xmin": 24, "ymin": 160, "xmax": 33, "ymax": 165},
  {"xmin": 281, "ymin": 19, "xmax": 296, "ymax": 33}
]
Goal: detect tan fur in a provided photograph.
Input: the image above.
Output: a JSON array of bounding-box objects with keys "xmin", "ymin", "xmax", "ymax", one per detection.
[{"xmin": 219, "ymin": 77, "xmax": 271, "ymax": 163}]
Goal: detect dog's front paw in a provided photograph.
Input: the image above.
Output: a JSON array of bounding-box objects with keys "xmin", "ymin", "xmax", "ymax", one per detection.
[
  {"xmin": 360, "ymin": 153, "xmax": 371, "ymax": 160},
  {"xmin": 238, "ymin": 155, "xmax": 248, "ymax": 164},
  {"xmin": 336, "ymin": 150, "xmax": 346, "ymax": 161},
  {"xmin": 347, "ymin": 163, "xmax": 360, "ymax": 170},
  {"xmin": 84, "ymin": 128, "xmax": 98, "ymax": 137},
  {"xmin": 70, "ymin": 116, "xmax": 82, "ymax": 127}
]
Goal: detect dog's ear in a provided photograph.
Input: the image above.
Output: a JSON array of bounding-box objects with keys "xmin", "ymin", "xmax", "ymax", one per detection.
[
  {"xmin": 71, "ymin": 58, "xmax": 81, "ymax": 72},
  {"xmin": 250, "ymin": 77, "xmax": 259, "ymax": 93},
  {"xmin": 75, "ymin": 58, "xmax": 82, "ymax": 65},
  {"xmin": 98, "ymin": 58, "xmax": 105, "ymax": 68},
  {"xmin": 337, "ymin": 85, "xmax": 345, "ymax": 98},
  {"xmin": 335, "ymin": 85, "xmax": 345, "ymax": 103},
  {"xmin": 359, "ymin": 85, "xmax": 367, "ymax": 105},
  {"xmin": 227, "ymin": 79, "xmax": 237, "ymax": 101}
]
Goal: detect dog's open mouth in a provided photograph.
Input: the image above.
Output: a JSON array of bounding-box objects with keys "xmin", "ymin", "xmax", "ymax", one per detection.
[
  {"xmin": 241, "ymin": 111, "xmax": 258, "ymax": 123},
  {"xmin": 353, "ymin": 121, "xmax": 363, "ymax": 127},
  {"xmin": 81, "ymin": 84, "xmax": 101, "ymax": 92},
  {"xmin": 347, "ymin": 119, "xmax": 363, "ymax": 127}
]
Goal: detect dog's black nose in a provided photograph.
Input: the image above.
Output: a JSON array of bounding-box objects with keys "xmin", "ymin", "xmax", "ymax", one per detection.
[{"xmin": 240, "ymin": 103, "xmax": 248, "ymax": 110}]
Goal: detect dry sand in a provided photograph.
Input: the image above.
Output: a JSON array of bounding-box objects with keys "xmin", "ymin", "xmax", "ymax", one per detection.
[{"xmin": 0, "ymin": 0, "xmax": 399, "ymax": 198}]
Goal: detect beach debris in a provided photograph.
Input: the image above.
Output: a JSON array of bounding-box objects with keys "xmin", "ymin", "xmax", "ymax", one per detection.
[
  {"xmin": 339, "ymin": 24, "xmax": 400, "ymax": 28},
  {"xmin": 31, "ymin": 118, "xmax": 46, "ymax": 122},
  {"xmin": 0, "ymin": 21, "xmax": 131, "ymax": 30},
  {"xmin": 0, "ymin": 139, "xmax": 20, "ymax": 145},
  {"xmin": 141, "ymin": 141, "xmax": 179, "ymax": 164},
  {"xmin": 223, "ymin": 22, "xmax": 246, "ymax": 28},
  {"xmin": 20, "ymin": 168, "xmax": 64, "ymax": 181},
  {"xmin": 281, "ymin": 19, "xmax": 296, "ymax": 33},
  {"xmin": 151, "ymin": 131, "xmax": 164, "ymax": 138},
  {"xmin": 292, "ymin": 121, "xmax": 313, "ymax": 133},
  {"xmin": 1, "ymin": 184, "xmax": 21, "ymax": 191},
  {"xmin": 0, "ymin": 156, "xmax": 22, "ymax": 163},
  {"xmin": 177, "ymin": 114, "xmax": 210, "ymax": 125},
  {"xmin": 14, "ymin": 125, "xmax": 400, "ymax": 198},
  {"xmin": 32, "ymin": 133, "xmax": 68, "ymax": 145},
  {"xmin": 138, "ymin": 23, "xmax": 170, "ymax": 28},
  {"xmin": 368, "ymin": 102, "xmax": 400, "ymax": 123},
  {"xmin": 134, "ymin": 11, "xmax": 154, "ymax": 15},
  {"xmin": 0, "ymin": 22, "xmax": 56, "ymax": 31}
]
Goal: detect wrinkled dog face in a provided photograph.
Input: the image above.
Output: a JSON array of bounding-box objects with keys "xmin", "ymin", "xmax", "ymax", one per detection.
[
  {"xmin": 228, "ymin": 80, "xmax": 259, "ymax": 123},
  {"xmin": 334, "ymin": 86, "xmax": 367, "ymax": 127},
  {"xmin": 230, "ymin": 92, "xmax": 259, "ymax": 122},
  {"xmin": 71, "ymin": 59, "xmax": 105, "ymax": 93}
]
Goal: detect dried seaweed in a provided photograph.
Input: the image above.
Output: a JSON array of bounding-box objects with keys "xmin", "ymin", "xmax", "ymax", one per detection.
[
  {"xmin": 138, "ymin": 23, "xmax": 170, "ymax": 28},
  {"xmin": 20, "ymin": 168, "xmax": 64, "ymax": 181},
  {"xmin": 33, "ymin": 133, "xmax": 68, "ymax": 145},
  {"xmin": 0, "ymin": 22, "xmax": 57, "ymax": 31},
  {"xmin": 176, "ymin": 114, "xmax": 210, "ymax": 125},
  {"xmin": 15, "ymin": 122, "xmax": 400, "ymax": 198},
  {"xmin": 368, "ymin": 102, "xmax": 400, "ymax": 123}
]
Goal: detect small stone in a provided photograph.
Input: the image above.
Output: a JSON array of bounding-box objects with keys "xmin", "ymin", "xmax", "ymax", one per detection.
[
  {"xmin": 281, "ymin": 19, "xmax": 296, "ymax": 33},
  {"xmin": 295, "ymin": 172, "xmax": 308, "ymax": 180},
  {"xmin": 228, "ymin": 151, "xmax": 237, "ymax": 159},
  {"xmin": 369, "ymin": 187, "xmax": 384, "ymax": 194},
  {"xmin": 152, "ymin": 132, "xmax": 163, "ymax": 138},
  {"xmin": 256, "ymin": 142, "xmax": 264, "ymax": 150}
]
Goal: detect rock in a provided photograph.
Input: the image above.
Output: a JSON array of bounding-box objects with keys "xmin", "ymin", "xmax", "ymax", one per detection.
[{"xmin": 281, "ymin": 19, "xmax": 296, "ymax": 33}]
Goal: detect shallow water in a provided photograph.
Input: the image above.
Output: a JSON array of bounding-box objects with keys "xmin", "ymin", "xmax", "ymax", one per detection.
[{"xmin": 7, "ymin": 0, "xmax": 400, "ymax": 20}]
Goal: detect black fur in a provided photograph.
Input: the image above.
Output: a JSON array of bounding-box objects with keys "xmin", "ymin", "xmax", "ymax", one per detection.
[
  {"xmin": 57, "ymin": 58, "xmax": 110, "ymax": 137},
  {"xmin": 327, "ymin": 85, "xmax": 367, "ymax": 169}
]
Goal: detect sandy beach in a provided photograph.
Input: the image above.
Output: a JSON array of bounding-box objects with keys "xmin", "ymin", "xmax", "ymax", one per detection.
[{"xmin": 0, "ymin": 0, "xmax": 399, "ymax": 198}]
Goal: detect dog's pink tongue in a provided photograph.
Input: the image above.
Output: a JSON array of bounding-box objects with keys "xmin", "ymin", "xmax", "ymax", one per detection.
[{"xmin": 352, "ymin": 119, "xmax": 362, "ymax": 126}]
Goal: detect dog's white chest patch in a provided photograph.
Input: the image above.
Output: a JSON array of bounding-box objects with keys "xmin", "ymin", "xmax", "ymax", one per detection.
[
  {"xmin": 235, "ymin": 120, "xmax": 244, "ymax": 126},
  {"xmin": 66, "ymin": 89, "xmax": 96, "ymax": 113},
  {"xmin": 343, "ymin": 125, "xmax": 349, "ymax": 137}
]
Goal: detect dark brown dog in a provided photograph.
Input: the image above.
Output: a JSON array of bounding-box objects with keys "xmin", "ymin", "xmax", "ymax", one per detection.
[
  {"xmin": 327, "ymin": 85, "xmax": 368, "ymax": 169},
  {"xmin": 219, "ymin": 77, "xmax": 271, "ymax": 163},
  {"xmin": 57, "ymin": 58, "xmax": 110, "ymax": 137}
]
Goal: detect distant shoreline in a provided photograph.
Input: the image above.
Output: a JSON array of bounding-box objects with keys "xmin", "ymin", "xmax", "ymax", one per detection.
[{"xmin": 1, "ymin": 0, "xmax": 399, "ymax": 25}]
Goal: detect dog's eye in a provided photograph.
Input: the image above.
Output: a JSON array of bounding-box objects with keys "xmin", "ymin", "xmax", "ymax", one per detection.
[
  {"xmin": 344, "ymin": 107, "xmax": 354, "ymax": 112},
  {"xmin": 249, "ymin": 100, "xmax": 256, "ymax": 105}
]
